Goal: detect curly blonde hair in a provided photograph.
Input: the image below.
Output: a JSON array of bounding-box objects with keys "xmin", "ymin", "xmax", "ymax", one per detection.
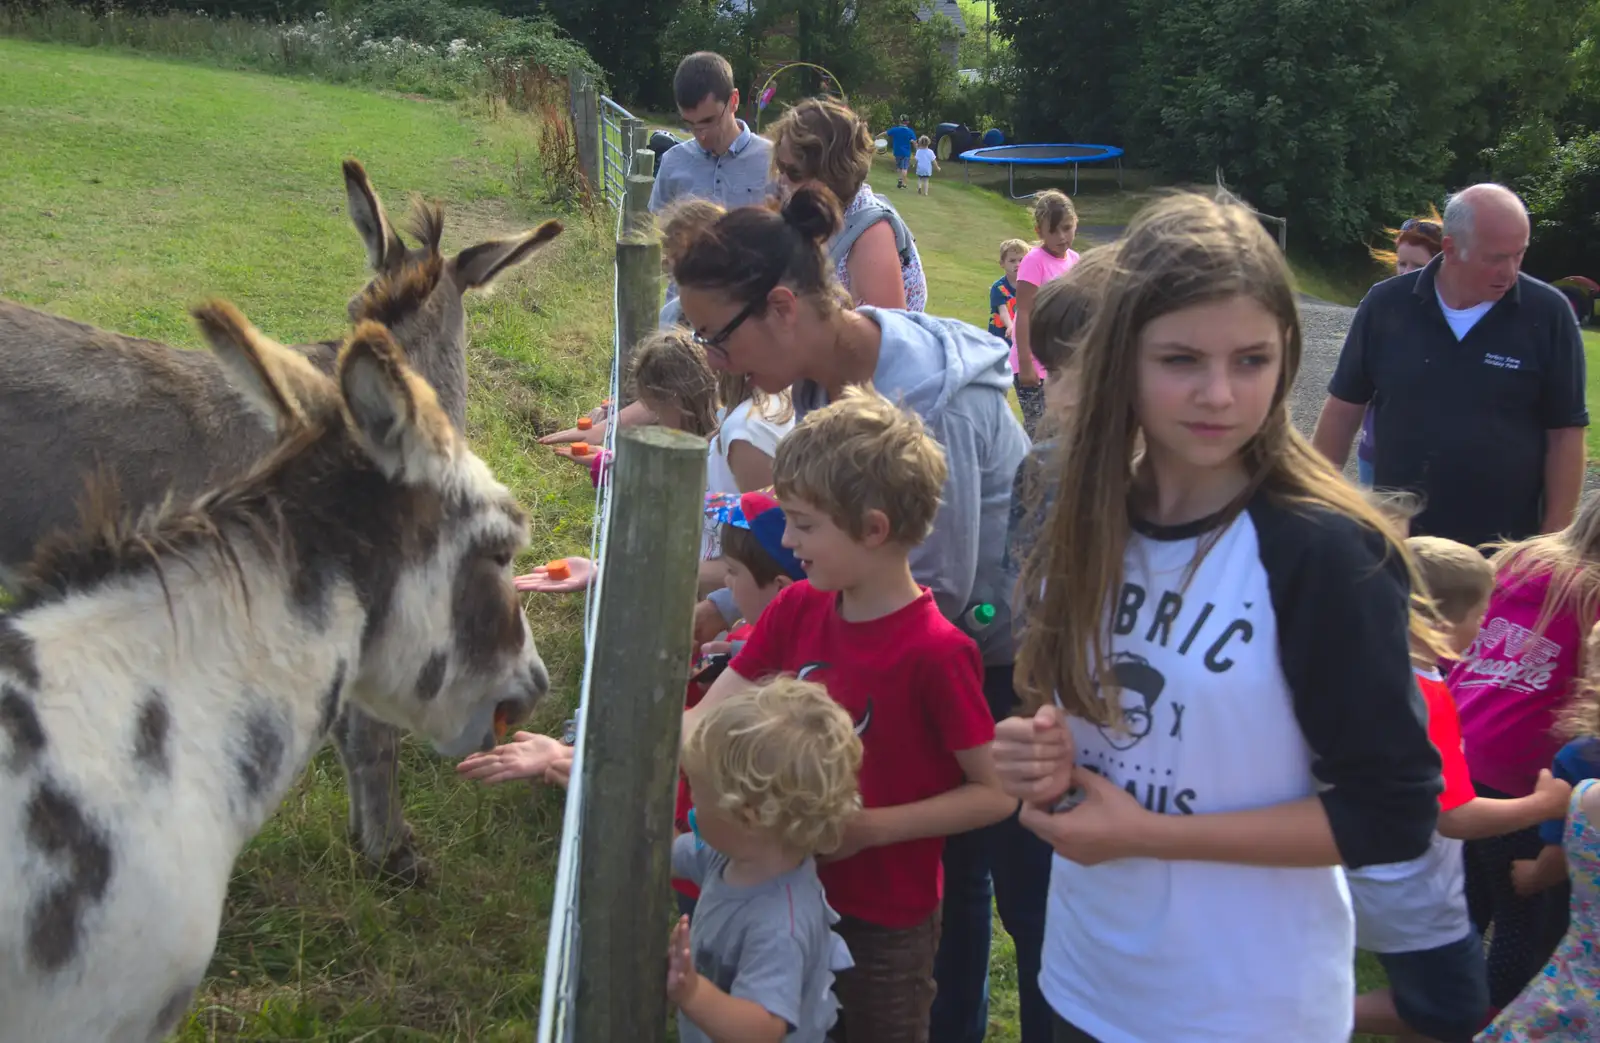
[
  {"xmin": 682, "ymin": 677, "xmax": 863, "ymax": 855},
  {"xmin": 629, "ymin": 329, "xmax": 720, "ymax": 437},
  {"xmin": 774, "ymin": 385, "xmax": 947, "ymax": 545},
  {"xmin": 767, "ymin": 97, "xmax": 874, "ymax": 207}
]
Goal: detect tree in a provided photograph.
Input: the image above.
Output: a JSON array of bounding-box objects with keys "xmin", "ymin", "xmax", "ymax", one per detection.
[
  {"xmin": 993, "ymin": 0, "xmax": 1132, "ymax": 142},
  {"xmin": 533, "ymin": 0, "xmax": 682, "ymax": 107}
]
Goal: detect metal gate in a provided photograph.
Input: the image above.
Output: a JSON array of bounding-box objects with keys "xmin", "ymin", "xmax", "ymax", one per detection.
[{"xmin": 599, "ymin": 95, "xmax": 642, "ymax": 211}]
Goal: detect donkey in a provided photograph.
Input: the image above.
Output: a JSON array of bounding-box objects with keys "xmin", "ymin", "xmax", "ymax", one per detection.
[
  {"xmin": 0, "ymin": 301, "xmax": 548, "ymax": 1043},
  {"xmin": 0, "ymin": 160, "xmax": 561, "ymax": 884}
]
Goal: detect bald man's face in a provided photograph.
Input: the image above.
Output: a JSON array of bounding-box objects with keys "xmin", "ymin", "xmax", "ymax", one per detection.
[{"xmin": 1444, "ymin": 197, "xmax": 1529, "ymax": 305}]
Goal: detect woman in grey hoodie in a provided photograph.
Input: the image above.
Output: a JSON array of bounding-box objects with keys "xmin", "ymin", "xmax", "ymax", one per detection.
[{"xmin": 671, "ymin": 184, "xmax": 1052, "ymax": 1043}]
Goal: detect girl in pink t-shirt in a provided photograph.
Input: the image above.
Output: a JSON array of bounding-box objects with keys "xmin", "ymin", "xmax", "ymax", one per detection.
[
  {"xmin": 1450, "ymin": 491, "xmax": 1600, "ymax": 1009},
  {"xmin": 1011, "ymin": 190, "xmax": 1080, "ymax": 438}
]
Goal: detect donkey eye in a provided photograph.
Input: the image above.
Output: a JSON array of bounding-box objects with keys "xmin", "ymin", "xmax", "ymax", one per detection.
[{"xmin": 491, "ymin": 551, "xmax": 513, "ymax": 569}]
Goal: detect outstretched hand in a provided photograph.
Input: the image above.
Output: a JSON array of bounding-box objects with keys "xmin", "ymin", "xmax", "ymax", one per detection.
[
  {"xmin": 456, "ymin": 731, "xmax": 574, "ymax": 788},
  {"xmin": 515, "ymin": 556, "xmax": 595, "ymax": 594},
  {"xmin": 540, "ymin": 419, "xmax": 607, "ymax": 446}
]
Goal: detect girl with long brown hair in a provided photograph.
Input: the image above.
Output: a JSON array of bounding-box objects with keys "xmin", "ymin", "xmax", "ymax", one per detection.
[{"xmin": 991, "ymin": 191, "xmax": 1446, "ymax": 1042}]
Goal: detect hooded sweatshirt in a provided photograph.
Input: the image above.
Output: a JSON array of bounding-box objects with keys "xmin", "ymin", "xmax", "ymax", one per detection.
[{"xmin": 792, "ymin": 307, "xmax": 1030, "ymax": 665}]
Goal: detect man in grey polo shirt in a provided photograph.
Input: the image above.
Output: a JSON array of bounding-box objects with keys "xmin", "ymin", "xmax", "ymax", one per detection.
[
  {"xmin": 1312, "ymin": 183, "xmax": 1588, "ymax": 548},
  {"xmin": 650, "ymin": 52, "xmax": 772, "ymax": 216},
  {"xmin": 653, "ymin": 51, "xmax": 773, "ymax": 332}
]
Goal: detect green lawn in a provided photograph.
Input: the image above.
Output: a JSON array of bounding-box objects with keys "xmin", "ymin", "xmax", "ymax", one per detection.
[{"xmin": 1, "ymin": 37, "xmax": 612, "ymax": 1040}]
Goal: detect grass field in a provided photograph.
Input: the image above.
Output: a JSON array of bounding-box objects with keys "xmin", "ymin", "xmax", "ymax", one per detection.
[{"xmin": 0, "ymin": 37, "xmax": 616, "ymax": 1040}]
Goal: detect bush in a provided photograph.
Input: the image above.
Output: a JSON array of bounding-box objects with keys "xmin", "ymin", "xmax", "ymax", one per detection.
[
  {"xmin": 1522, "ymin": 131, "xmax": 1600, "ymax": 281},
  {"xmin": 0, "ymin": 1, "xmax": 601, "ymax": 99}
]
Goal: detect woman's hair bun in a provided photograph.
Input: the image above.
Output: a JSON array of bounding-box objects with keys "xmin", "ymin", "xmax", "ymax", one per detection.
[{"xmin": 780, "ymin": 183, "xmax": 844, "ymax": 245}]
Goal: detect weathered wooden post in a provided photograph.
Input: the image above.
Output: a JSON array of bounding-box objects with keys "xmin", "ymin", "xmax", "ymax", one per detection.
[
  {"xmin": 616, "ymin": 147, "xmax": 660, "ymax": 402},
  {"xmin": 569, "ymin": 425, "xmax": 706, "ymax": 1043},
  {"xmin": 569, "ymin": 65, "xmax": 600, "ymax": 192}
]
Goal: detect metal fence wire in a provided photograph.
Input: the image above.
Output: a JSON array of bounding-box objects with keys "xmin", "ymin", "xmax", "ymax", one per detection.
[{"xmin": 536, "ymin": 92, "xmax": 635, "ymax": 1043}]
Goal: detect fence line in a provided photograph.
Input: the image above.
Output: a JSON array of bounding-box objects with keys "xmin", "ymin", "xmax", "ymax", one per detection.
[{"xmin": 539, "ymin": 79, "xmax": 688, "ymax": 1043}]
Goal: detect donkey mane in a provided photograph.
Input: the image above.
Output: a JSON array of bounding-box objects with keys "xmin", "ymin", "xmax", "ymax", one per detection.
[
  {"xmin": 350, "ymin": 201, "xmax": 447, "ymax": 330},
  {"xmin": 15, "ymin": 421, "xmax": 324, "ymax": 612},
  {"xmin": 15, "ymin": 317, "xmax": 452, "ymax": 619}
]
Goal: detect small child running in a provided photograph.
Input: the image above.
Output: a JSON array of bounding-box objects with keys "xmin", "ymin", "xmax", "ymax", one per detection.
[
  {"xmin": 668, "ymin": 676, "xmax": 861, "ymax": 1043},
  {"xmin": 914, "ymin": 136, "xmax": 939, "ymax": 195}
]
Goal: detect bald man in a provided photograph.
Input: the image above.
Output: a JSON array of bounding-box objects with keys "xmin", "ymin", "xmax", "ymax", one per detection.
[{"xmin": 1312, "ymin": 184, "xmax": 1588, "ymax": 548}]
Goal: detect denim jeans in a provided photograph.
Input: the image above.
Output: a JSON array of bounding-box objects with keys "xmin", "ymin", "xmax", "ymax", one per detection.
[{"xmin": 929, "ymin": 664, "xmax": 1053, "ymax": 1043}]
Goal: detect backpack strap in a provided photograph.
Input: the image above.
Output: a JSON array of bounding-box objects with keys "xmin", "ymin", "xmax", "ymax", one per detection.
[{"xmin": 829, "ymin": 192, "xmax": 916, "ymax": 273}]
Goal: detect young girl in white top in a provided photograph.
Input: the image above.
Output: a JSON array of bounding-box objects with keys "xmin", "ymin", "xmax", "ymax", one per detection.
[
  {"xmin": 519, "ymin": 331, "xmax": 792, "ymax": 595},
  {"xmin": 991, "ymin": 191, "xmax": 1447, "ymax": 1043}
]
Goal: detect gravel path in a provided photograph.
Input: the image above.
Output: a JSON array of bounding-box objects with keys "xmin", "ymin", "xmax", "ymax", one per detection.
[{"xmin": 1291, "ymin": 295, "xmax": 1353, "ymax": 442}]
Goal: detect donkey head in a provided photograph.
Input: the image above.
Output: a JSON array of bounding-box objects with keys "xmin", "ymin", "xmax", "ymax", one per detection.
[
  {"xmin": 340, "ymin": 160, "xmax": 563, "ymax": 427},
  {"xmin": 195, "ymin": 302, "xmax": 549, "ymax": 757}
]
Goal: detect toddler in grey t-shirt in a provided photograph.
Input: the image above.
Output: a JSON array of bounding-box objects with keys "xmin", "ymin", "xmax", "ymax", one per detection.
[{"xmin": 668, "ymin": 676, "xmax": 863, "ymax": 1042}]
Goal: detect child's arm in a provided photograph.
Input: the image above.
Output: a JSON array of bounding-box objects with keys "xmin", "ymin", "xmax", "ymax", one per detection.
[
  {"xmin": 1512, "ymin": 844, "xmax": 1569, "ymax": 896},
  {"xmin": 830, "ymin": 743, "xmax": 1015, "ymax": 860},
  {"xmin": 1012, "ymin": 279, "xmax": 1041, "ymax": 385},
  {"xmin": 1438, "ymin": 769, "xmax": 1572, "ymax": 840},
  {"xmin": 682, "ymin": 665, "xmax": 757, "ymax": 743},
  {"xmin": 666, "ymin": 917, "xmax": 788, "ymax": 1043}
]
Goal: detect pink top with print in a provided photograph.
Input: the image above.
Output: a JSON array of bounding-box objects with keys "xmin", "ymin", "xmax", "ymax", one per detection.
[
  {"xmin": 1450, "ymin": 568, "xmax": 1591, "ymax": 796},
  {"xmin": 1012, "ymin": 245, "xmax": 1079, "ymax": 378}
]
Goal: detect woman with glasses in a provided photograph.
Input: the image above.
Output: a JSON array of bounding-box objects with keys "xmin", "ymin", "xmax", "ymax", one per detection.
[
  {"xmin": 672, "ymin": 184, "xmax": 1042, "ymax": 1042},
  {"xmin": 1354, "ymin": 210, "xmax": 1445, "ymax": 486},
  {"xmin": 767, "ymin": 97, "xmax": 928, "ymax": 312}
]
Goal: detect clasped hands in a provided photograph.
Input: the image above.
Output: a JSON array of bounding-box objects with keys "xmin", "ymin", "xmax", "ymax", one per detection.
[{"xmin": 993, "ymin": 704, "xmax": 1157, "ymax": 866}]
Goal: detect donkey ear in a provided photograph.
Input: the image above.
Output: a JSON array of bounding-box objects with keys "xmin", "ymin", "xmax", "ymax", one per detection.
[
  {"xmin": 191, "ymin": 301, "xmax": 339, "ymax": 431},
  {"xmin": 337, "ymin": 320, "xmax": 456, "ymax": 480},
  {"xmin": 452, "ymin": 219, "xmax": 564, "ymax": 290},
  {"xmin": 343, "ymin": 159, "xmax": 408, "ymax": 273}
]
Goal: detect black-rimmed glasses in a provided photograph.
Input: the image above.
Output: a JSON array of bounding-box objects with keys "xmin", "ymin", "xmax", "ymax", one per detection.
[
  {"xmin": 1401, "ymin": 218, "xmax": 1441, "ymax": 236},
  {"xmin": 679, "ymin": 100, "xmax": 730, "ymax": 135},
  {"xmin": 693, "ymin": 296, "xmax": 762, "ymax": 362}
]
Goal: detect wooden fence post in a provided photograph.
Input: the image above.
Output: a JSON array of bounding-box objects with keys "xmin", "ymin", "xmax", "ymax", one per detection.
[
  {"xmin": 570, "ymin": 425, "xmax": 707, "ymax": 1043},
  {"xmin": 615, "ymin": 236, "xmax": 662, "ymax": 404},
  {"xmin": 569, "ymin": 65, "xmax": 600, "ymax": 192}
]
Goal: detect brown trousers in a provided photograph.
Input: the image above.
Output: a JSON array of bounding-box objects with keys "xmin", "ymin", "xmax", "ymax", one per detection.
[{"xmin": 830, "ymin": 909, "xmax": 943, "ymax": 1043}]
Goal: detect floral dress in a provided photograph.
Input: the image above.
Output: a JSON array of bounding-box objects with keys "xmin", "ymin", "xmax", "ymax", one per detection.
[
  {"xmin": 1477, "ymin": 777, "xmax": 1600, "ymax": 1041},
  {"xmin": 834, "ymin": 183, "xmax": 927, "ymax": 313}
]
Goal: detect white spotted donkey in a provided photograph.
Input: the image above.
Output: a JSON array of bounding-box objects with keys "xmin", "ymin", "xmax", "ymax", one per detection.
[{"xmin": 0, "ymin": 302, "xmax": 547, "ymax": 1042}]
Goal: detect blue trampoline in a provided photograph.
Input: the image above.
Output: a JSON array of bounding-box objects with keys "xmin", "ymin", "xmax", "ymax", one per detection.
[{"xmin": 959, "ymin": 143, "xmax": 1125, "ymax": 198}]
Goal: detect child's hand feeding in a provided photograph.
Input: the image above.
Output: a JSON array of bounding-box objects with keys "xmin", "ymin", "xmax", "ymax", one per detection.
[
  {"xmin": 993, "ymin": 704, "xmax": 1077, "ymax": 806},
  {"xmin": 515, "ymin": 556, "xmax": 595, "ymax": 594},
  {"xmin": 666, "ymin": 915, "xmax": 700, "ymax": 1006},
  {"xmin": 456, "ymin": 732, "xmax": 573, "ymax": 787}
]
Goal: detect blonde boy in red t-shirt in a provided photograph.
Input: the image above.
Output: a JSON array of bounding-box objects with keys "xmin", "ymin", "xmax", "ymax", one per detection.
[{"xmin": 683, "ymin": 388, "xmax": 1016, "ymax": 1043}]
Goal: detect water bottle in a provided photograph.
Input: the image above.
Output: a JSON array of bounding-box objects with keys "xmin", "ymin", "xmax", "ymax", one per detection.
[{"xmin": 962, "ymin": 602, "xmax": 997, "ymax": 635}]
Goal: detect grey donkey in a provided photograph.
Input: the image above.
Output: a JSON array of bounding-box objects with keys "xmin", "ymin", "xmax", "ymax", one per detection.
[{"xmin": 0, "ymin": 160, "xmax": 562, "ymax": 884}]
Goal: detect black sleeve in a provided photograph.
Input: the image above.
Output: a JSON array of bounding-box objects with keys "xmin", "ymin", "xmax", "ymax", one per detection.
[
  {"xmin": 1251, "ymin": 498, "xmax": 1442, "ymax": 868},
  {"xmin": 1540, "ymin": 293, "xmax": 1590, "ymax": 429},
  {"xmin": 1326, "ymin": 290, "xmax": 1377, "ymax": 406}
]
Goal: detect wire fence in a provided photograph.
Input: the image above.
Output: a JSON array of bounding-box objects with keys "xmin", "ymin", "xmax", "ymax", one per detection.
[{"xmin": 535, "ymin": 93, "xmax": 634, "ymax": 1043}]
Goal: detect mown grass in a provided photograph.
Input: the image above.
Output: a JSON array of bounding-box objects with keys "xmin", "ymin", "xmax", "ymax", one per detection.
[{"xmin": 1, "ymin": 37, "xmax": 612, "ymax": 1039}]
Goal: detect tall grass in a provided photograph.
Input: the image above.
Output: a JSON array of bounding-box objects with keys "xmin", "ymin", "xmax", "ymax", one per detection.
[{"xmin": 0, "ymin": 3, "xmax": 588, "ymax": 101}]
